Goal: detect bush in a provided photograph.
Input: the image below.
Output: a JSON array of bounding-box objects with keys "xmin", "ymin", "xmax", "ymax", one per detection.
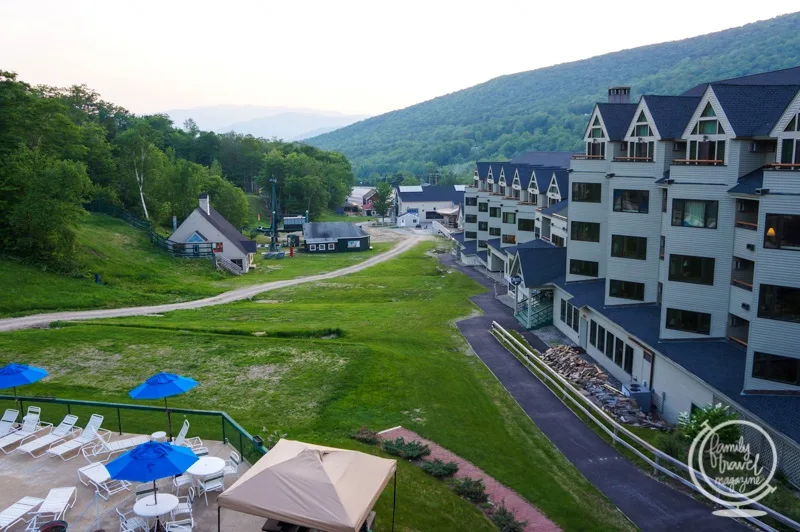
[
  {"xmin": 381, "ymin": 437, "xmax": 431, "ymax": 460},
  {"xmin": 452, "ymin": 477, "xmax": 488, "ymax": 503},
  {"xmin": 677, "ymin": 403, "xmax": 739, "ymax": 444},
  {"xmin": 656, "ymin": 430, "xmax": 689, "ymax": 461},
  {"xmin": 492, "ymin": 503, "xmax": 527, "ymax": 532},
  {"xmin": 351, "ymin": 426, "xmax": 379, "ymax": 445},
  {"xmin": 421, "ymin": 459, "xmax": 459, "ymax": 479}
]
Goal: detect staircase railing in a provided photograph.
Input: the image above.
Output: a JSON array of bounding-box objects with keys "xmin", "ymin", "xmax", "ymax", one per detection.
[{"xmin": 215, "ymin": 254, "xmax": 244, "ymax": 275}]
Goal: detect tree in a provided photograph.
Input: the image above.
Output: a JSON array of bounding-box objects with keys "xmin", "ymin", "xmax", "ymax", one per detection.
[
  {"xmin": 371, "ymin": 182, "xmax": 393, "ymax": 220},
  {"xmin": 400, "ymin": 175, "xmax": 420, "ymax": 186},
  {"xmin": 116, "ymin": 121, "xmax": 160, "ymax": 219}
]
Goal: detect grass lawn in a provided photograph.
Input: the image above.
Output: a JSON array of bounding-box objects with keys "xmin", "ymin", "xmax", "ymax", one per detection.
[
  {"xmin": 0, "ymin": 213, "xmax": 391, "ymax": 317},
  {"xmin": 247, "ymin": 193, "xmax": 271, "ymax": 228},
  {"xmin": 316, "ymin": 210, "xmax": 373, "ymax": 222},
  {"xmin": 0, "ymin": 244, "xmax": 632, "ymax": 531}
]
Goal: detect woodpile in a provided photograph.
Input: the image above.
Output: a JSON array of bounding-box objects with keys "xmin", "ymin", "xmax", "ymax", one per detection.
[{"xmin": 540, "ymin": 345, "xmax": 669, "ymax": 430}]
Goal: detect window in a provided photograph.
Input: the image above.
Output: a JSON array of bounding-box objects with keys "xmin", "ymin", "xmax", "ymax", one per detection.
[
  {"xmin": 764, "ymin": 214, "xmax": 800, "ymax": 251},
  {"xmin": 671, "ymin": 199, "xmax": 718, "ymax": 228},
  {"xmin": 478, "ymin": 240, "xmax": 487, "ymax": 249},
  {"xmin": 597, "ymin": 325, "xmax": 606, "ymax": 352},
  {"xmin": 589, "ymin": 117, "xmax": 604, "ymax": 138},
  {"xmin": 407, "ymin": 208, "xmax": 419, "ymax": 215},
  {"xmin": 758, "ymin": 284, "xmax": 800, "ymax": 323},
  {"xmin": 627, "ymin": 141, "xmax": 655, "ymax": 161},
  {"xmin": 753, "ymin": 352, "xmax": 800, "ymax": 386},
  {"xmin": 489, "ymin": 227, "xmax": 501, "ymax": 236},
  {"xmin": 690, "ymin": 103, "xmax": 726, "ymax": 135},
  {"xmin": 611, "ymin": 235, "xmax": 647, "ymax": 260},
  {"xmin": 657, "ymin": 282, "xmax": 663, "ymax": 305},
  {"xmin": 660, "ymin": 236, "xmax": 665, "ymax": 260},
  {"xmin": 624, "ymin": 345, "xmax": 634, "ymax": 374},
  {"xmin": 779, "ymin": 139, "xmax": 800, "ymax": 164},
  {"xmin": 551, "ymin": 235, "xmax": 565, "ymax": 248},
  {"xmin": 518, "ymin": 218, "xmax": 535, "ymax": 232},
  {"xmin": 465, "ymin": 215, "xmax": 477, "ymax": 223},
  {"xmin": 590, "ymin": 321, "xmax": 597, "ymax": 346},
  {"xmin": 613, "ymin": 189, "xmax": 649, "ymax": 213},
  {"xmin": 668, "ymin": 254, "xmax": 715, "ymax": 285},
  {"xmin": 561, "ymin": 300, "xmax": 579, "ymax": 333},
  {"xmin": 465, "ymin": 197, "xmax": 477, "ymax": 206},
  {"xmin": 586, "ymin": 141, "xmax": 606, "ymax": 158},
  {"xmin": 489, "ymin": 207, "xmax": 500, "ymax": 218},
  {"xmin": 478, "ymin": 222, "xmax": 488, "ymax": 231},
  {"xmin": 785, "ymin": 114, "xmax": 799, "ymax": 132},
  {"xmin": 560, "ymin": 299, "xmax": 567, "ymax": 322},
  {"xmin": 548, "ymin": 184, "xmax": 559, "ymax": 195},
  {"xmin": 478, "ymin": 202, "xmax": 488, "ymax": 212},
  {"xmin": 605, "ymin": 331, "xmax": 614, "ymax": 358},
  {"xmin": 570, "ymin": 259, "xmax": 599, "ymax": 277},
  {"xmin": 666, "ymin": 308, "xmax": 711, "ymax": 335},
  {"xmin": 614, "ymin": 338, "xmax": 624, "ymax": 366},
  {"xmin": 571, "ymin": 222, "xmax": 600, "ymax": 242},
  {"xmin": 572, "ymin": 183, "xmax": 601, "ymax": 203},
  {"xmin": 328, "ymin": 243, "xmax": 335, "ymax": 250},
  {"xmin": 309, "ymin": 244, "xmax": 316, "ymax": 251},
  {"xmin": 688, "ymin": 140, "xmax": 725, "ymax": 164},
  {"xmin": 502, "ymin": 212, "xmax": 517, "ymax": 224},
  {"xmin": 632, "ymin": 112, "xmax": 653, "ymax": 137},
  {"xmin": 186, "ymin": 232, "xmax": 206, "ymax": 243},
  {"xmin": 572, "ymin": 306, "xmax": 579, "ymax": 333},
  {"xmin": 548, "ymin": 196, "xmax": 560, "ymax": 207},
  {"xmin": 465, "ymin": 231, "xmax": 477, "ymax": 239},
  {"xmin": 348, "ymin": 240, "xmax": 360, "ymax": 249},
  {"xmin": 502, "ymin": 234, "xmax": 516, "ymax": 244},
  {"xmin": 662, "ymin": 190, "xmax": 668, "ymax": 213},
  {"xmin": 609, "ymin": 280, "xmax": 645, "ymax": 301}
]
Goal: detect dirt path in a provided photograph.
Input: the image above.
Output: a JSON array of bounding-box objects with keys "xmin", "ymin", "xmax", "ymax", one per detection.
[{"xmin": 0, "ymin": 235, "xmax": 423, "ymax": 332}]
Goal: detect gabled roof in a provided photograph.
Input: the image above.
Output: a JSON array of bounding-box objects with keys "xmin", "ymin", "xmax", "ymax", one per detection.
[
  {"xmin": 508, "ymin": 151, "xmax": 574, "ymax": 168},
  {"xmin": 710, "ymin": 84, "xmax": 800, "ymax": 137},
  {"xmin": 477, "ymin": 251, "xmax": 488, "ymax": 264},
  {"xmin": 460, "ymin": 240, "xmax": 478, "ymax": 256},
  {"xmin": 682, "ymin": 66, "xmax": 800, "ymax": 96},
  {"xmin": 395, "ymin": 185, "xmax": 464, "ymax": 204},
  {"xmin": 595, "ymin": 103, "xmax": 638, "ymax": 140},
  {"xmin": 486, "ymin": 238, "xmax": 503, "ymax": 252},
  {"xmin": 516, "ymin": 244, "xmax": 566, "ymax": 288},
  {"xmin": 540, "ymin": 199, "xmax": 568, "ymax": 216},
  {"xmin": 728, "ymin": 167, "xmax": 764, "ymax": 195},
  {"xmin": 196, "ymin": 206, "xmax": 256, "ymax": 254},
  {"xmin": 553, "ymin": 170, "xmax": 568, "ymax": 200},
  {"xmin": 504, "ymin": 238, "xmax": 555, "ymax": 257},
  {"xmin": 303, "ymin": 222, "xmax": 368, "ymax": 244},
  {"xmin": 641, "ymin": 96, "xmax": 701, "ymax": 139},
  {"xmin": 451, "ymin": 232, "xmax": 465, "ymax": 244}
]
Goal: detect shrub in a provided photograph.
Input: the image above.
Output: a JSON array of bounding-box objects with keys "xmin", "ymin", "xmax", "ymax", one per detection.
[
  {"xmin": 492, "ymin": 503, "xmax": 527, "ymax": 532},
  {"xmin": 421, "ymin": 459, "xmax": 459, "ymax": 479},
  {"xmin": 351, "ymin": 426, "xmax": 379, "ymax": 445},
  {"xmin": 381, "ymin": 437, "xmax": 431, "ymax": 460},
  {"xmin": 677, "ymin": 403, "xmax": 739, "ymax": 444},
  {"xmin": 452, "ymin": 477, "xmax": 488, "ymax": 503},
  {"xmin": 657, "ymin": 430, "xmax": 689, "ymax": 461}
]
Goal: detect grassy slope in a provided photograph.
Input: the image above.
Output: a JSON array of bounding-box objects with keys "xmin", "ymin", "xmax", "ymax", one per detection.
[
  {"xmin": 0, "ymin": 245, "xmax": 633, "ymax": 531},
  {"xmin": 317, "ymin": 210, "xmax": 373, "ymax": 222},
  {"xmin": 0, "ymin": 213, "xmax": 390, "ymax": 317}
]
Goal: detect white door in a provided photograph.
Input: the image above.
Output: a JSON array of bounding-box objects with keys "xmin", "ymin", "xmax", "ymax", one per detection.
[{"xmin": 579, "ymin": 317, "xmax": 589, "ymax": 348}]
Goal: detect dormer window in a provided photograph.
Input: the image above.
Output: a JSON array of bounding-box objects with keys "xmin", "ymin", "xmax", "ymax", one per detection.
[
  {"xmin": 585, "ymin": 116, "xmax": 606, "ymax": 159},
  {"xmin": 633, "ymin": 112, "xmax": 653, "ymax": 137},
  {"xmin": 690, "ymin": 103, "xmax": 726, "ymax": 135},
  {"xmin": 680, "ymin": 103, "xmax": 727, "ymax": 166},
  {"xmin": 785, "ymin": 114, "xmax": 798, "ymax": 132}
]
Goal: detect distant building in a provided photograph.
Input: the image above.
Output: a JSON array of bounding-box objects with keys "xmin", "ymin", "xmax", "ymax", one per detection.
[
  {"xmin": 394, "ymin": 185, "xmax": 465, "ymax": 228},
  {"xmin": 396, "ymin": 212, "xmax": 419, "ymax": 227},
  {"xmin": 303, "ymin": 222, "xmax": 370, "ymax": 253}
]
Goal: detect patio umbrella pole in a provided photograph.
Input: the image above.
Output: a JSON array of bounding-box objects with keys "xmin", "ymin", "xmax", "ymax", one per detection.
[
  {"xmin": 165, "ymin": 397, "xmax": 172, "ymax": 441},
  {"xmin": 391, "ymin": 471, "xmax": 397, "ymax": 532}
]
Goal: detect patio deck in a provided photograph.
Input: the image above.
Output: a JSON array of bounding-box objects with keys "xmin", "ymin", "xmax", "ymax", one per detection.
[{"xmin": 0, "ymin": 434, "xmax": 264, "ymax": 531}]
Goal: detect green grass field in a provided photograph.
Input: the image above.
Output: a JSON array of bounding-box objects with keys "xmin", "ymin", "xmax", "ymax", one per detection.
[
  {"xmin": 317, "ymin": 210, "xmax": 373, "ymax": 222},
  {"xmin": 0, "ymin": 213, "xmax": 391, "ymax": 317},
  {"xmin": 0, "ymin": 244, "xmax": 633, "ymax": 531}
]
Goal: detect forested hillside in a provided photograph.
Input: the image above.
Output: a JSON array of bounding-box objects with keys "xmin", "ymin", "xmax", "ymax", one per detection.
[
  {"xmin": 0, "ymin": 72, "xmax": 354, "ymax": 271},
  {"xmin": 309, "ymin": 13, "xmax": 800, "ymax": 178}
]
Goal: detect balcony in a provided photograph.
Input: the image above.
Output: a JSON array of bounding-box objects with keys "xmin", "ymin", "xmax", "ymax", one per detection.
[
  {"xmin": 612, "ymin": 156, "xmax": 653, "ymax": 162},
  {"xmin": 766, "ymin": 163, "xmax": 800, "ymax": 171},
  {"xmin": 672, "ymin": 159, "xmax": 725, "ymax": 166},
  {"xmin": 572, "ymin": 155, "xmax": 605, "ymax": 160},
  {"xmin": 735, "ymin": 199, "xmax": 759, "ymax": 230},
  {"xmin": 731, "ymin": 257, "xmax": 755, "ymax": 291},
  {"xmin": 727, "ymin": 314, "xmax": 750, "ymax": 347}
]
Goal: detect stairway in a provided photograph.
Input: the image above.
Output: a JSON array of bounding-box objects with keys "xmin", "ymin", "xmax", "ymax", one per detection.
[
  {"xmin": 514, "ymin": 290, "xmax": 554, "ymax": 329},
  {"xmin": 215, "ymin": 254, "xmax": 244, "ymax": 275}
]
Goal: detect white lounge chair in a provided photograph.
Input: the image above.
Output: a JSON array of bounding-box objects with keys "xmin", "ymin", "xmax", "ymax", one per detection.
[
  {"xmin": 0, "ymin": 408, "xmax": 47, "ymax": 454},
  {"xmin": 172, "ymin": 420, "xmax": 203, "ymax": 451},
  {"xmin": 15, "ymin": 414, "xmax": 79, "ymax": 457},
  {"xmin": 77, "ymin": 462, "xmax": 131, "ymax": 500},
  {"xmin": 45, "ymin": 414, "xmax": 105, "ymax": 461},
  {"xmin": 0, "ymin": 496, "xmax": 43, "ymax": 531},
  {"xmin": 82, "ymin": 434, "xmax": 148, "ymax": 462},
  {"xmin": 25, "ymin": 487, "xmax": 76, "ymax": 529},
  {"xmin": 0, "ymin": 409, "xmax": 18, "ymax": 438}
]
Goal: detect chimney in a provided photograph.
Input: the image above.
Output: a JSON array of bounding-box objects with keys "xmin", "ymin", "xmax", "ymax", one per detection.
[
  {"xmin": 608, "ymin": 86, "xmax": 631, "ymax": 104},
  {"xmin": 199, "ymin": 193, "xmax": 210, "ymax": 215}
]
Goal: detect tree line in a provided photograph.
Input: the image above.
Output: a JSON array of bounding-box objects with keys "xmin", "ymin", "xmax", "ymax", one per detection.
[{"xmin": 0, "ymin": 71, "xmax": 355, "ymax": 270}]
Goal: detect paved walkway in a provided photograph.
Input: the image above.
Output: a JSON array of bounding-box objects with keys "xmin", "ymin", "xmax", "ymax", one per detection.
[
  {"xmin": 0, "ymin": 236, "xmax": 423, "ymax": 332},
  {"xmin": 440, "ymin": 254, "xmax": 746, "ymax": 532}
]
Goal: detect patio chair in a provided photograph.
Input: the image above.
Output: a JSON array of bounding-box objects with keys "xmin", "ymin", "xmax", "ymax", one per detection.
[
  {"xmin": 45, "ymin": 414, "xmax": 106, "ymax": 460},
  {"xmin": 171, "ymin": 420, "xmax": 203, "ymax": 451},
  {"xmin": 0, "ymin": 496, "xmax": 43, "ymax": 531},
  {"xmin": 170, "ymin": 487, "xmax": 194, "ymax": 521},
  {"xmin": 77, "ymin": 462, "xmax": 131, "ymax": 500},
  {"xmin": 82, "ymin": 434, "xmax": 148, "ymax": 462},
  {"xmin": 0, "ymin": 408, "xmax": 47, "ymax": 454},
  {"xmin": 15, "ymin": 414, "xmax": 79, "ymax": 457},
  {"xmin": 192, "ymin": 446, "xmax": 209, "ymax": 457},
  {"xmin": 172, "ymin": 473, "xmax": 193, "ymax": 495},
  {"xmin": 117, "ymin": 507, "xmax": 148, "ymax": 532},
  {"xmin": 26, "ymin": 487, "xmax": 76, "ymax": 527},
  {"xmin": 0, "ymin": 409, "xmax": 18, "ymax": 438},
  {"xmin": 222, "ymin": 450, "xmax": 240, "ymax": 484},
  {"xmin": 165, "ymin": 518, "xmax": 194, "ymax": 531},
  {"xmin": 197, "ymin": 474, "xmax": 224, "ymax": 506}
]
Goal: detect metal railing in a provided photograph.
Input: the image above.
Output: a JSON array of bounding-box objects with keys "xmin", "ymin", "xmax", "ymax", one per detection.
[{"xmin": 490, "ymin": 322, "xmax": 800, "ymax": 532}]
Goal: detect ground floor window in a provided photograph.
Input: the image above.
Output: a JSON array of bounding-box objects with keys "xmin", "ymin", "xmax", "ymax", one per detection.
[
  {"xmin": 666, "ymin": 308, "xmax": 711, "ymax": 335},
  {"xmin": 590, "ymin": 321, "xmax": 597, "ymax": 345},
  {"xmin": 609, "ymin": 279, "xmax": 645, "ymax": 301},
  {"xmin": 752, "ymin": 352, "xmax": 800, "ymax": 386},
  {"xmin": 597, "ymin": 324, "xmax": 606, "ymax": 352},
  {"xmin": 328, "ymin": 243, "xmax": 335, "ymax": 250},
  {"xmin": 570, "ymin": 259, "xmax": 599, "ymax": 277},
  {"xmin": 591, "ymin": 320, "xmax": 634, "ymax": 374},
  {"xmin": 561, "ymin": 299, "xmax": 579, "ymax": 333},
  {"xmin": 309, "ymin": 244, "xmax": 316, "ymax": 251}
]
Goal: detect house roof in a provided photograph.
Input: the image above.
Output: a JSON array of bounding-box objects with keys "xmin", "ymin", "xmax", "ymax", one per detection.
[
  {"xmin": 642, "ymin": 95, "xmax": 701, "ymax": 139},
  {"xmin": 682, "ymin": 66, "xmax": 800, "ymax": 96},
  {"xmin": 728, "ymin": 167, "xmax": 765, "ymax": 195},
  {"xmin": 303, "ymin": 222, "xmax": 368, "ymax": 244},
  {"xmin": 552, "ymin": 278, "xmax": 800, "ymax": 444},
  {"xmin": 486, "ymin": 239, "xmax": 503, "ymax": 252},
  {"xmin": 395, "ymin": 185, "xmax": 464, "ymax": 204},
  {"xmin": 451, "ymin": 232, "xmax": 465, "ymax": 244},
  {"xmin": 540, "ymin": 199, "xmax": 568, "ymax": 216},
  {"xmin": 195, "ymin": 206, "xmax": 256, "ymax": 254},
  {"xmin": 477, "ymin": 251, "xmax": 488, "ymax": 264},
  {"xmin": 503, "ymin": 238, "xmax": 556, "ymax": 257},
  {"xmin": 710, "ymin": 84, "xmax": 800, "ymax": 137},
  {"xmin": 595, "ymin": 103, "xmax": 638, "ymax": 140},
  {"xmin": 516, "ymin": 244, "xmax": 566, "ymax": 288},
  {"xmin": 553, "ymin": 170, "xmax": 568, "ymax": 200},
  {"xmin": 397, "ymin": 212, "xmax": 418, "ymax": 218},
  {"xmin": 460, "ymin": 240, "xmax": 478, "ymax": 256},
  {"xmin": 508, "ymin": 151, "xmax": 574, "ymax": 168}
]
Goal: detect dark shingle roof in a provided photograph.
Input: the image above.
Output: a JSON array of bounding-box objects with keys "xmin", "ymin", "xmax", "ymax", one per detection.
[
  {"xmin": 508, "ymin": 151, "xmax": 574, "ymax": 168},
  {"xmin": 396, "ymin": 185, "xmax": 464, "ymax": 204},
  {"xmin": 682, "ymin": 66, "xmax": 800, "ymax": 96},
  {"xmin": 516, "ymin": 245, "xmax": 566, "ymax": 288},
  {"xmin": 540, "ymin": 199, "xmax": 568, "ymax": 216},
  {"xmin": 711, "ymin": 84, "xmax": 799, "ymax": 137},
  {"xmin": 642, "ymin": 95, "xmax": 701, "ymax": 139},
  {"xmin": 486, "ymin": 239, "xmax": 503, "ymax": 252},
  {"xmin": 196, "ymin": 206, "xmax": 256, "ymax": 254},
  {"xmin": 303, "ymin": 222, "xmax": 368, "ymax": 243},
  {"xmin": 460, "ymin": 240, "xmax": 477, "ymax": 256},
  {"xmin": 451, "ymin": 232, "xmax": 465, "ymax": 244},
  {"xmin": 477, "ymin": 251, "xmax": 488, "ymax": 263},
  {"xmin": 595, "ymin": 103, "xmax": 638, "ymax": 140},
  {"xmin": 728, "ymin": 167, "xmax": 765, "ymax": 195},
  {"xmin": 553, "ymin": 170, "xmax": 568, "ymax": 200}
]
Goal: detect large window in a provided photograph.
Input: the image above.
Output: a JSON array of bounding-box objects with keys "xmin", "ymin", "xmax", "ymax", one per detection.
[
  {"xmin": 753, "ymin": 352, "xmax": 800, "ymax": 386},
  {"xmin": 551, "ymin": 235, "xmax": 565, "ymax": 248},
  {"xmin": 609, "ymin": 280, "xmax": 645, "ymax": 301},
  {"xmin": 465, "ymin": 197, "xmax": 478, "ymax": 206},
  {"xmin": 668, "ymin": 254, "xmax": 715, "ymax": 285},
  {"xmin": 590, "ymin": 321, "xmax": 597, "ymax": 346},
  {"xmin": 502, "ymin": 212, "xmax": 516, "ymax": 224},
  {"xmin": 571, "ymin": 222, "xmax": 600, "ymax": 242},
  {"xmin": 570, "ymin": 259, "xmax": 599, "ymax": 277},
  {"xmin": 465, "ymin": 231, "xmax": 477, "ymax": 239},
  {"xmin": 613, "ymin": 190, "xmax": 649, "ymax": 213},
  {"xmin": 758, "ymin": 284, "xmax": 800, "ymax": 323},
  {"xmin": 489, "ymin": 207, "xmax": 500, "ymax": 218},
  {"xmin": 586, "ymin": 141, "xmax": 605, "ymax": 158},
  {"xmin": 478, "ymin": 202, "xmax": 488, "ymax": 212},
  {"xmin": 605, "ymin": 331, "xmax": 614, "ymax": 358},
  {"xmin": 465, "ymin": 214, "xmax": 477, "ymax": 223},
  {"xmin": 502, "ymin": 234, "xmax": 516, "ymax": 244},
  {"xmin": 666, "ymin": 308, "xmax": 711, "ymax": 335},
  {"xmin": 614, "ymin": 338, "xmax": 624, "ymax": 367},
  {"xmin": 489, "ymin": 227, "xmax": 501, "ymax": 236},
  {"xmin": 611, "ymin": 235, "xmax": 647, "ymax": 260},
  {"xmin": 690, "ymin": 104, "xmax": 726, "ymax": 135},
  {"xmin": 518, "ymin": 218, "xmax": 535, "ymax": 232},
  {"xmin": 671, "ymin": 199, "xmax": 718, "ymax": 228},
  {"xmin": 781, "ymin": 139, "xmax": 800, "ymax": 164},
  {"xmin": 688, "ymin": 140, "xmax": 726, "ymax": 164},
  {"xmin": 572, "ymin": 183, "xmax": 602, "ymax": 203},
  {"xmin": 627, "ymin": 141, "xmax": 655, "ymax": 161},
  {"xmin": 764, "ymin": 214, "xmax": 800, "ymax": 251},
  {"xmin": 478, "ymin": 240, "xmax": 487, "ymax": 249},
  {"xmin": 561, "ymin": 300, "xmax": 579, "ymax": 333},
  {"xmin": 624, "ymin": 345, "xmax": 634, "ymax": 374},
  {"xmin": 597, "ymin": 325, "xmax": 606, "ymax": 352}
]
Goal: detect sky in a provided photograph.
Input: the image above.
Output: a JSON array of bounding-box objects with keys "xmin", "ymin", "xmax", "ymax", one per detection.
[{"xmin": 1, "ymin": 1, "xmax": 798, "ymax": 116}]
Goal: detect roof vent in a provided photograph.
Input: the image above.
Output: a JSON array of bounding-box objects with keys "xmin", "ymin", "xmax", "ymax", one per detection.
[{"xmin": 608, "ymin": 86, "xmax": 631, "ymax": 104}]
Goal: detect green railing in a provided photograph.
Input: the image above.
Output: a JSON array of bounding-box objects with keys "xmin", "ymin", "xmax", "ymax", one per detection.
[{"xmin": 0, "ymin": 395, "xmax": 267, "ymax": 464}]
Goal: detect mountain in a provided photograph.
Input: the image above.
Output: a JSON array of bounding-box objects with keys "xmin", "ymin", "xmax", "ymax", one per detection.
[{"xmin": 307, "ymin": 13, "xmax": 800, "ymax": 178}]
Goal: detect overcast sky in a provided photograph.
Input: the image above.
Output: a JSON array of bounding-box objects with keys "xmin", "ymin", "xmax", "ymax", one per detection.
[{"xmin": 1, "ymin": 1, "xmax": 797, "ymax": 116}]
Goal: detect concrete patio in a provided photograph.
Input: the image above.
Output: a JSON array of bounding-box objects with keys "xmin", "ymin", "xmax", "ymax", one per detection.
[{"xmin": 0, "ymin": 433, "xmax": 264, "ymax": 531}]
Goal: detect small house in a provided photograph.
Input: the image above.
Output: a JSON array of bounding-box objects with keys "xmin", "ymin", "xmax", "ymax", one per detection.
[
  {"xmin": 303, "ymin": 222, "xmax": 370, "ymax": 253},
  {"xmin": 396, "ymin": 212, "xmax": 419, "ymax": 227},
  {"xmin": 170, "ymin": 193, "xmax": 257, "ymax": 273}
]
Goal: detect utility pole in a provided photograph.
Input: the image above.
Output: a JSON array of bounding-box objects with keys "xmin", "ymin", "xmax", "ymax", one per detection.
[{"xmin": 270, "ymin": 177, "xmax": 279, "ymax": 252}]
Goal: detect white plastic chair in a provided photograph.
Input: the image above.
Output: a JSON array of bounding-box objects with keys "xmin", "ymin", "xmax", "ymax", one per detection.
[
  {"xmin": 0, "ymin": 408, "xmax": 47, "ymax": 453},
  {"xmin": 46, "ymin": 414, "xmax": 105, "ymax": 461},
  {"xmin": 172, "ymin": 473, "xmax": 193, "ymax": 495},
  {"xmin": 82, "ymin": 434, "xmax": 148, "ymax": 462},
  {"xmin": 165, "ymin": 518, "xmax": 193, "ymax": 531},
  {"xmin": 117, "ymin": 507, "xmax": 148, "ymax": 532},
  {"xmin": 171, "ymin": 420, "xmax": 203, "ymax": 451},
  {"xmin": 222, "ymin": 450, "xmax": 240, "ymax": 484},
  {"xmin": 0, "ymin": 409, "xmax": 18, "ymax": 438},
  {"xmin": 0, "ymin": 496, "xmax": 43, "ymax": 531},
  {"xmin": 26, "ymin": 487, "xmax": 76, "ymax": 526},
  {"xmin": 16, "ymin": 414, "xmax": 79, "ymax": 457},
  {"xmin": 77, "ymin": 462, "xmax": 131, "ymax": 500},
  {"xmin": 170, "ymin": 487, "xmax": 194, "ymax": 521},
  {"xmin": 197, "ymin": 474, "xmax": 224, "ymax": 506}
]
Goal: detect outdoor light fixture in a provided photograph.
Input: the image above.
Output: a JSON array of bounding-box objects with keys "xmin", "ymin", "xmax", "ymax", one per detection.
[
  {"xmin": 702, "ymin": 135, "xmax": 709, "ymax": 141},
  {"xmin": 767, "ymin": 227, "xmax": 776, "ymax": 237}
]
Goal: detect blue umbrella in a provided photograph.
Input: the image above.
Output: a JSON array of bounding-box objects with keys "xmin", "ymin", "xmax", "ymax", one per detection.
[
  {"xmin": 129, "ymin": 372, "xmax": 197, "ymax": 439},
  {"xmin": 0, "ymin": 363, "xmax": 48, "ymax": 400}
]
